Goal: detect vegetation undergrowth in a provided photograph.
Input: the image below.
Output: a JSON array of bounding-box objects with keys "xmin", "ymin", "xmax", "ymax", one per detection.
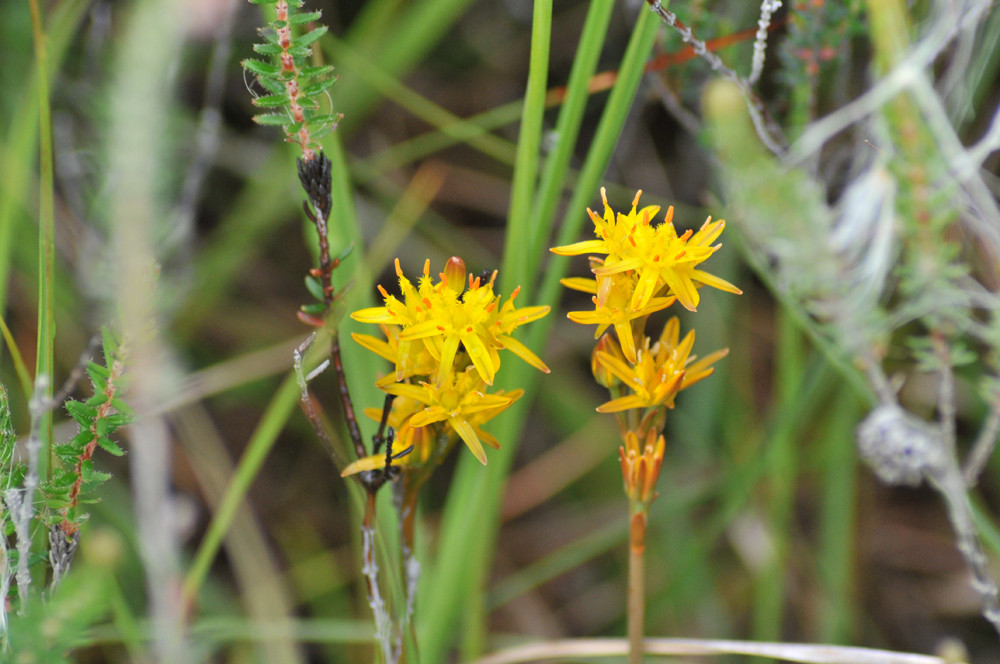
[{"xmin": 2, "ymin": 0, "xmax": 1000, "ymax": 662}]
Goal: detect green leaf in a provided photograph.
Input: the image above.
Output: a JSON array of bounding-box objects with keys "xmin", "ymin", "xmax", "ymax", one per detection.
[
  {"xmin": 296, "ymin": 25, "xmax": 327, "ymax": 48},
  {"xmin": 45, "ymin": 494, "xmax": 70, "ymax": 510},
  {"xmin": 252, "ymin": 93, "xmax": 289, "ymax": 108},
  {"xmin": 289, "ymin": 10, "xmax": 321, "ymax": 24},
  {"xmin": 309, "ymin": 126, "xmax": 333, "ymax": 141},
  {"xmin": 110, "ymin": 398, "xmax": 134, "ymax": 419},
  {"xmin": 257, "ymin": 76, "xmax": 286, "ymax": 95},
  {"xmin": 242, "ymin": 58, "xmax": 281, "ymax": 77},
  {"xmin": 96, "ymin": 417, "xmax": 109, "ymax": 437},
  {"xmin": 101, "ymin": 326, "xmax": 119, "ymax": 362},
  {"xmin": 302, "ymin": 77, "xmax": 338, "ymax": 97},
  {"xmin": 300, "ymin": 303, "xmax": 326, "ymax": 315},
  {"xmin": 65, "ymin": 400, "xmax": 97, "ymax": 423},
  {"xmin": 299, "ymin": 64, "xmax": 334, "ymax": 79},
  {"xmin": 86, "ymin": 394, "xmax": 109, "ymax": 408},
  {"xmin": 105, "ymin": 413, "xmax": 132, "ymax": 429},
  {"xmin": 50, "ymin": 468, "xmax": 77, "ymax": 488},
  {"xmin": 252, "ymin": 42, "xmax": 283, "ymax": 56},
  {"xmin": 248, "ymin": 0, "xmax": 278, "ymax": 5},
  {"xmin": 54, "ymin": 444, "xmax": 80, "ymax": 464},
  {"xmin": 252, "ymin": 113, "xmax": 292, "ymax": 127},
  {"xmin": 96, "ymin": 437, "xmax": 124, "ymax": 457},
  {"xmin": 305, "ymin": 275, "xmax": 325, "ymax": 301},
  {"xmin": 81, "ymin": 459, "xmax": 111, "ymax": 484}
]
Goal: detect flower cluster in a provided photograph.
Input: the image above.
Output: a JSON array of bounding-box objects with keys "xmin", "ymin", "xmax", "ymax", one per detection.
[
  {"xmin": 552, "ymin": 189, "xmax": 739, "ymax": 504},
  {"xmin": 342, "ymin": 257, "xmax": 549, "ymax": 473},
  {"xmin": 553, "ymin": 188, "xmax": 740, "ymax": 363}
]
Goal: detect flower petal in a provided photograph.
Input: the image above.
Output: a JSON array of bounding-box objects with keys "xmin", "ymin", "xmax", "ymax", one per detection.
[
  {"xmin": 351, "ymin": 333, "xmax": 396, "ymax": 362},
  {"xmin": 383, "ymin": 383, "xmax": 431, "ymax": 404},
  {"xmin": 691, "ymin": 269, "xmax": 742, "ymax": 295},
  {"xmin": 463, "ymin": 332, "xmax": 496, "ymax": 386},
  {"xmin": 597, "ymin": 395, "xmax": 648, "ymax": 413},
  {"xmin": 550, "ymin": 240, "xmax": 608, "ymax": 256},
  {"xmin": 400, "ymin": 319, "xmax": 444, "ymax": 341},
  {"xmin": 559, "ymin": 277, "xmax": 598, "ymax": 294},
  {"xmin": 435, "ymin": 334, "xmax": 462, "ymax": 386},
  {"xmin": 341, "ymin": 453, "xmax": 389, "ymax": 477},
  {"xmin": 450, "ymin": 417, "xmax": 488, "ymax": 464},
  {"xmin": 497, "ymin": 334, "xmax": 550, "ymax": 373},
  {"xmin": 351, "ymin": 307, "xmax": 394, "ymax": 324}
]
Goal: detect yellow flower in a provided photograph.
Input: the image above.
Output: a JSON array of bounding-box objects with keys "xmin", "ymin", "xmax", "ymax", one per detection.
[
  {"xmin": 562, "ymin": 268, "xmax": 675, "ymax": 364},
  {"xmin": 593, "ymin": 317, "xmax": 728, "ymax": 413},
  {"xmin": 619, "ymin": 428, "xmax": 665, "ymax": 503},
  {"xmin": 382, "ymin": 367, "xmax": 521, "ymax": 465},
  {"xmin": 352, "ymin": 258, "xmax": 549, "ymax": 387},
  {"xmin": 340, "ymin": 396, "xmax": 433, "ymax": 476},
  {"xmin": 551, "ymin": 188, "xmax": 741, "ymax": 313},
  {"xmin": 351, "ymin": 324, "xmax": 437, "ymax": 387}
]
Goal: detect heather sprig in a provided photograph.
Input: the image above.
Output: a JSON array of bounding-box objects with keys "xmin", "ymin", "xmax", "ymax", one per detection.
[
  {"xmin": 0, "ymin": 329, "xmax": 130, "ymax": 643},
  {"xmin": 242, "ymin": 0, "xmax": 340, "ymax": 161},
  {"xmin": 49, "ymin": 328, "xmax": 132, "ymax": 538}
]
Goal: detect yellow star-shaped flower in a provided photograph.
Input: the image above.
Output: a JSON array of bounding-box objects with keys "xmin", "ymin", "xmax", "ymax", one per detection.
[
  {"xmin": 593, "ymin": 317, "xmax": 728, "ymax": 413},
  {"xmin": 382, "ymin": 368, "xmax": 521, "ymax": 465},
  {"xmin": 551, "ymin": 188, "xmax": 741, "ymax": 313}
]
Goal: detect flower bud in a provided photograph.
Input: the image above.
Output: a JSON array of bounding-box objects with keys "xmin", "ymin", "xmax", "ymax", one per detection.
[
  {"xmin": 443, "ymin": 256, "xmax": 466, "ymax": 293},
  {"xmin": 592, "ymin": 333, "xmax": 625, "ymax": 388}
]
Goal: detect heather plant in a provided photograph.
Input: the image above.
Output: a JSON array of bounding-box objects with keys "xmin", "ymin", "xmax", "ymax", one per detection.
[{"xmin": 1, "ymin": 331, "xmax": 131, "ymax": 654}]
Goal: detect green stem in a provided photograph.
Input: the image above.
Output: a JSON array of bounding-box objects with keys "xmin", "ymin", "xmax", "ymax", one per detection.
[{"xmin": 627, "ymin": 505, "xmax": 648, "ymax": 664}]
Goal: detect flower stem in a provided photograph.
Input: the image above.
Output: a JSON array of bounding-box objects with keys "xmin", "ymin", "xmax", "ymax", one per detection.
[{"xmin": 627, "ymin": 505, "xmax": 648, "ymax": 664}]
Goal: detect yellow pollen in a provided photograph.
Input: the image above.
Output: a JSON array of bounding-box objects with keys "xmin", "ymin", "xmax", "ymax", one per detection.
[{"xmin": 422, "ymin": 259, "xmax": 430, "ymax": 276}]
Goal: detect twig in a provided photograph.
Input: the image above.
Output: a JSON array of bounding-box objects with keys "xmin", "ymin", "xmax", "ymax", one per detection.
[
  {"xmin": 963, "ymin": 399, "xmax": 1000, "ymax": 485},
  {"xmin": 362, "ymin": 493, "xmax": 397, "ymax": 664},
  {"xmin": 644, "ymin": 0, "xmax": 787, "ymax": 155},
  {"xmin": 3, "ymin": 376, "xmax": 50, "ymax": 613},
  {"xmin": 787, "ymin": 1, "xmax": 989, "ymax": 165},
  {"xmin": 470, "ymin": 637, "xmax": 961, "ymax": 664},
  {"xmin": 749, "ymin": 0, "xmax": 782, "ymax": 85}
]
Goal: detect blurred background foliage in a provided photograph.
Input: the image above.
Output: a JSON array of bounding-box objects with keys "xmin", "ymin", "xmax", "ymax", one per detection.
[{"xmin": 3, "ymin": 0, "xmax": 1000, "ymax": 661}]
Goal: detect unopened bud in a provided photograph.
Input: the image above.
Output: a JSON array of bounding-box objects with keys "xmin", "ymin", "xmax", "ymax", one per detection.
[
  {"xmin": 443, "ymin": 256, "xmax": 466, "ymax": 293},
  {"xmin": 592, "ymin": 333, "xmax": 624, "ymax": 388}
]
